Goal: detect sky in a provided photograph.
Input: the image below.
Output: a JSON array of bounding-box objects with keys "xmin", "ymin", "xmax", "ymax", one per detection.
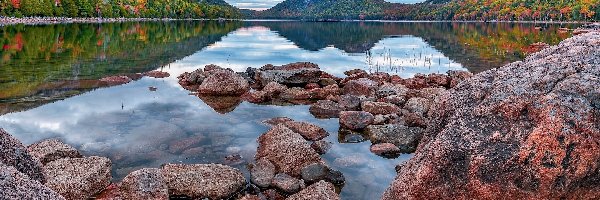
[{"xmin": 224, "ymin": 0, "xmax": 425, "ymax": 10}]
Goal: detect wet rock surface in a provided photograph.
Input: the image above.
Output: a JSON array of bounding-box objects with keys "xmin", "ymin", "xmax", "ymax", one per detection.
[
  {"xmin": 27, "ymin": 139, "xmax": 82, "ymax": 165},
  {"xmin": 44, "ymin": 156, "xmax": 112, "ymax": 200},
  {"xmin": 282, "ymin": 121, "xmax": 329, "ymax": 141},
  {"xmin": 383, "ymin": 32, "xmax": 600, "ymax": 199},
  {"xmin": 366, "ymin": 124, "xmax": 423, "ymax": 153},
  {"xmin": 272, "ymin": 173, "xmax": 304, "ymax": 194},
  {"xmin": 0, "ymin": 164, "xmax": 65, "ymax": 200},
  {"xmin": 0, "ymin": 128, "xmax": 46, "ymax": 183},
  {"xmin": 250, "ymin": 158, "xmax": 276, "ymax": 188},
  {"xmin": 339, "ymin": 111, "xmax": 374, "ymax": 130},
  {"xmin": 119, "ymin": 168, "xmax": 168, "ymax": 200},
  {"xmin": 256, "ymin": 125, "xmax": 323, "ymax": 177},
  {"xmin": 286, "ymin": 180, "xmax": 340, "ymax": 200},
  {"xmin": 162, "ymin": 163, "xmax": 245, "ymax": 199}
]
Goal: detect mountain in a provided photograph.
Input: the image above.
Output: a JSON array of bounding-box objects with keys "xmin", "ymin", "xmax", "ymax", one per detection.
[
  {"xmin": 250, "ymin": 0, "xmax": 600, "ymax": 21},
  {"xmin": 256, "ymin": 0, "xmax": 391, "ymax": 20}
]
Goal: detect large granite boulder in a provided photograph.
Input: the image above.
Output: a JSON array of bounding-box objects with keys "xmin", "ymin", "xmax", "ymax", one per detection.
[
  {"xmin": 383, "ymin": 32, "xmax": 600, "ymax": 199},
  {"xmin": 256, "ymin": 62, "xmax": 323, "ymax": 86},
  {"xmin": 27, "ymin": 139, "xmax": 82, "ymax": 165},
  {"xmin": 161, "ymin": 164, "xmax": 245, "ymax": 199},
  {"xmin": 0, "ymin": 128, "xmax": 45, "ymax": 183},
  {"xmin": 256, "ymin": 125, "xmax": 323, "ymax": 177},
  {"xmin": 198, "ymin": 69, "xmax": 250, "ymax": 96},
  {"xmin": 366, "ymin": 124, "xmax": 423, "ymax": 153},
  {"xmin": 0, "ymin": 164, "xmax": 64, "ymax": 200},
  {"xmin": 44, "ymin": 156, "xmax": 112, "ymax": 200},
  {"xmin": 120, "ymin": 168, "xmax": 168, "ymax": 200}
]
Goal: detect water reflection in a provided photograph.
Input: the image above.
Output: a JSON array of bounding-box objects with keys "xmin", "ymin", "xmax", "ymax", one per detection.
[{"xmin": 0, "ymin": 21, "xmax": 578, "ymax": 199}]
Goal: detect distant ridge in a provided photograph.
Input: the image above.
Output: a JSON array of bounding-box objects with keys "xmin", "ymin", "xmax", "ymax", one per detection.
[{"xmin": 248, "ymin": 0, "xmax": 600, "ymax": 21}]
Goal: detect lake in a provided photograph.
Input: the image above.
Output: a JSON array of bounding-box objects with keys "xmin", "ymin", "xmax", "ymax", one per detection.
[{"xmin": 0, "ymin": 21, "xmax": 579, "ymax": 199}]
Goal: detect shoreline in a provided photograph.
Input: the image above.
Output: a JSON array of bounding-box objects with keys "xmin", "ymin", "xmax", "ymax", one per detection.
[{"xmin": 0, "ymin": 16, "xmax": 594, "ymax": 26}]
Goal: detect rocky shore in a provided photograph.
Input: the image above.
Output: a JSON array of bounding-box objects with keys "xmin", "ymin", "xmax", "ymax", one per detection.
[
  {"xmin": 0, "ymin": 17, "xmax": 205, "ymax": 26},
  {"xmin": 1, "ymin": 24, "xmax": 598, "ymax": 199}
]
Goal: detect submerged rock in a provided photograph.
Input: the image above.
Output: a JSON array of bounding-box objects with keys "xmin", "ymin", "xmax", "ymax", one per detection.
[
  {"xmin": 272, "ymin": 173, "xmax": 304, "ymax": 194},
  {"xmin": 383, "ymin": 32, "xmax": 600, "ymax": 199},
  {"xmin": 198, "ymin": 69, "xmax": 250, "ymax": 96},
  {"xmin": 256, "ymin": 125, "xmax": 322, "ymax": 177},
  {"xmin": 44, "ymin": 156, "xmax": 112, "ymax": 200},
  {"xmin": 300, "ymin": 163, "xmax": 345, "ymax": 185},
  {"xmin": 0, "ymin": 128, "xmax": 45, "ymax": 183},
  {"xmin": 120, "ymin": 168, "xmax": 168, "ymax": 200},
  {"xmin": 310, "ymin": 140, "xmax": 332, "ymax": 155},
  {"xmin": 286, "ymin": 180, "xmax": 339, "ymax": 200},
  {"xmin": 366, "ymin": 124, "xmax": 423, "ymax": 153},
  {"xmin": 250, "ymin": 158, "xmax": 276, "ymax": 188},
  {"xmin": 27, "ymin": 139, "xmax": 82, "ymax": 165},
  {"xmin": 0, "ymin": 164, "xmax": 64, "ymax": 200},
  {"xmin": 162, "ymin": 163, "xmax": 245, "ymax": 199}
]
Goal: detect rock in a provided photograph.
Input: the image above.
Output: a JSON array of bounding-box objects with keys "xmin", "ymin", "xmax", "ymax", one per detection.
[
  {"xmin": 250, "ymin": 158, "xmax": 276, "ymax": 188},
  {"xmin": 162, "ymin": 164, "xmax": 245, "ymax": 199},
  {"xmin": 178, "ymin": 68, "xmax": 206, "ymax": 88},
  {"xmin": 143, "ymin": 71, "xmax": 170, "ymax": 78},
  {"xmin": 400, "ymin": 75, "xmax": 429, "ymax": 89},
  {"xmin": 376, "ymin": 83, "xmax": 409, "ymax": 99},
  {"xmin": 370, "ymin": 143, "xmax": 401, "ymax": 157},
  {"xmin": 242, "ymin": 91, "xmax": 269, "ymax": 103},
  {"xmin": 317, "ymin": 78, "xmax": 337, "ymax": 87},
  {"xmin": 100, "ymin": 76, "xmax": 132, "ymax": 86},
  {"xmin": 198, "ymin": 95, "xmax": 242, "ymax": 114},
  {"xmin": 300, "ymin": 163, "xmax": 345, "ymax": 185},
  {"xmin": 283, "ymin": 121, "xmax": 329, "ymax": 141},
  {"xmin": 425, "ymin": 73, "xmax": 450, "ymax": 88},
  {"xmin": 383, "ymin": 33, "xmax": 600, "ymax": 199},
  {"xmin": 95, "ymin": 183, "xmax": 121, "ymax": 200},
  {"xmin": 0, "ymin": 164, "xmax": 64, "ymax": 200},
  {"xmin": 120, "ymin": 168, "xmax": 168, "ymax": 200},
  {"xmin": 339, "ymin": 111, "xmax": 374, "ymax": 130},
  {"xmin": 280, "ymin": 88, "xmax": 311, "ymax": 100},
  {"xmin": 344, "ymin": 69, "xmax": 367, "ymax": 76},
  {"xmin": 341, "ymin": 72, "xmax": 369, "ymax": 85},
  {"xmin": 447, "ymin": 70, "xmax": 473, "ymax": 88},
  {"xmin": 338, "ymin": 94, "xmax": 362, "ymax": 111},
  {"xmin": 366, "ymin": 124, "xmax": 423, "ymax": 153},
  {"xmin": 263, "ymin": 189, "xmax": 285, "ymax": 200},
  {"xmin": 27, "ymin": 139, "xmax": 82, "ymax": 165},
  {"xmin": 401, "ymin": 111, "xmax": 428, "ymax": 128},
  {"xmin": 379, "ymin": 95, "xmax": 407, "ymax": 106},
  {"xmin": 286, "ymin": 180, "xmax": 339, "ymax": 200},
  {"xmin": 256, "ymin": 62, "xmax": 322, "ymax": 86},
  {"xmin": 309, "ymin": 100, "xmax": 341, "ymax": 118},
  {"xmin": 310, "ymin": 140, "xmax": 332, "ymax": 155},
  {"xmin": 305, "ymin": 83, "xmax": 320, "ymax": 90},
  {"xmin": 369, "ymin": 72, "xmax": 391, "ymax": 84},
  {"xmin": 240, "ymin": 194, "xmax": 261, "ymax": 200},
  {"xmin": 309, "ymin": 84, "xmax": 341, "ymax": 100},
  {"xmin": 263, "ymin": 82, "xmax": 288, "ymax": 97},
  {"xmin": 198, "ymin": 69, "xmax": 250, "ymax": 96},
  {"xmin": 403, "ymin": 97, "xmax": 431, "ymax": 117},
  {"xmin": 361, "ymin": 101, "xmax": 401, "ymax": 115},
  {"xmin": 342, "ymin": 78, "xmax": 378, "ymax": 97},
  {"xmin": 0, "ymin": 128, "xmax": 45, "ymax": 183},
  {"xmin": 256, "ymin": 125, "xmax": 323, "ymax": 177},
  {"xmin": 272, "ymin": 173, "xmax": 303, "ymax": 194},
  {"xmin": 526, "ymin": 42, "xmax": 551, "ymax": 54},
  {"xmin": 44, "ymin": 156, "xmax": 112, "ymax": 200},
  {"xmin": 262, "ymin": 117, "xmax": 294, "ymax": 127}
]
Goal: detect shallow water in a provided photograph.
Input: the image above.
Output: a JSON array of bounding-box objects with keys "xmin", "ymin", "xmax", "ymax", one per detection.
[{"xmin": 0, "ymin": 21, "xmax": 578, "ymax": 199}]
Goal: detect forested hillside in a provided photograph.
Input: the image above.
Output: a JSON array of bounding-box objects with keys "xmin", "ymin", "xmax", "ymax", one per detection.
[
  {"xmin": 0, "ymin": 0, "xmax": 242, "ymax": 19},
  {"xmin": 385, "ymin": 0, "xmax": 600, "ymax": 21},
  {"xmin": 256, "ymin": 0, "xmax": 390, "ymax": 19},
  {"xmin": 252, "ymin": 0, "xmax": 600, "ymax": 21}
]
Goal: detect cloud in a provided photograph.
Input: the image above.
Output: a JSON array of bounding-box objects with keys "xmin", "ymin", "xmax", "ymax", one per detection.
[{"xmin": 224, "ymin": 0, "xmax": 426, "ymax": 10}]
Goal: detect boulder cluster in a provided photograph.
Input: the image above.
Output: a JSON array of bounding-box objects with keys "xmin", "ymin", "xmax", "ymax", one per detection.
[{"xmin": 178, "ymin": 62, "xmax": 473, "ymax": 157}]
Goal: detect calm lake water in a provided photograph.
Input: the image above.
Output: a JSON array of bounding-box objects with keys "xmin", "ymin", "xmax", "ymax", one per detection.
[{"xmin": 0, "ymin": 21, "xmax": 578, "ymax": 199}]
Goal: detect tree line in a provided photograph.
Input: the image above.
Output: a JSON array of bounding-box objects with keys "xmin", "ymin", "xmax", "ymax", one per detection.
[{"xmin": 0, "ymin": 0, "xmax": 242, "ymax": 19}]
